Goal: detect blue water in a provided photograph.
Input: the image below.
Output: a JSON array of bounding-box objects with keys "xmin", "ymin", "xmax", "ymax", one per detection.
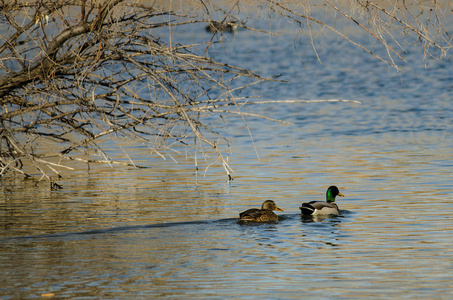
[{"xmin": 1, "ymin": 10, "xmax": 453, "ymax": 300}]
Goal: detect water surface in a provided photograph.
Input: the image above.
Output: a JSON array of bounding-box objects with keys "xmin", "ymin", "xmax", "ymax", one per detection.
[{"xmin": 1, "ymin": 15, "xmax": 453, "ymax": 300}]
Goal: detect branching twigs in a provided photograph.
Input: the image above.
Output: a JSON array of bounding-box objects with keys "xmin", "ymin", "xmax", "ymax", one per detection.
[
  {"xmin": 0, "ymin": 0, "xmax": 451, "ymax": 185},
  {"xmin": 263, "ymin": 0, "xmax": 401, "ymax": 69},
  {"xmin": 325, "ymin": 0, "xmax": 404, "ymax": 65},
  {"xmin": 204, "ymin": 0, "xmax": 239, "ymax": 57},
  {"xmin": 365, "ymin": 0, "xmax": 446, "ymax": 51}
]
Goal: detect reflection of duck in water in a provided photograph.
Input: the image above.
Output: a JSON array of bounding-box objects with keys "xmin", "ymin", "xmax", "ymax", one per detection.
[
  {"xmin": 205, "ymin": 21, "xmax": 238, "ymax": 33},
  {"xmin": 300, "ymin": 186, "xmax": 344, "ymax": 216},
  {"xmin": 239, "ymin": 200, "xmax": 283, "ymax": 222}
]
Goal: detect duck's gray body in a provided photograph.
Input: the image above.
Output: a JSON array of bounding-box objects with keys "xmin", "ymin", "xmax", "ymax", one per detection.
[
  {"xmin": 300, "ymin": 201, "xmax": 339, "ymax": 216},
  {"xmin": 300, "ymin": 186, "xmax": 344, "ymax": 216}
]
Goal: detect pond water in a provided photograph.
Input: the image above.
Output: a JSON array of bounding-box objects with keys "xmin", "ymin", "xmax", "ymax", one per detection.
[{"xmin": 1, "ymin": 13, "xmax": 453, "ymax": 300}]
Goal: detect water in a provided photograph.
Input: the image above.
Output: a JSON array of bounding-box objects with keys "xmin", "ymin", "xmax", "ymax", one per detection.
[{"xmin": 1, "ymin": 14, "xmax": 453, "ymax": 300}]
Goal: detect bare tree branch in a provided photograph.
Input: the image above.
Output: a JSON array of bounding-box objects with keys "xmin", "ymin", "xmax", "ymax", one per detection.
[{"xmin": 0, "ymin": 0, "xmax": 451, "ymax": 185}]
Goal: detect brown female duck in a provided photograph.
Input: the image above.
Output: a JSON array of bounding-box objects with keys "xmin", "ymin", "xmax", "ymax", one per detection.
[{"xmin": 239, "ymin": 200, "xmax": 283, "ymax": 222}]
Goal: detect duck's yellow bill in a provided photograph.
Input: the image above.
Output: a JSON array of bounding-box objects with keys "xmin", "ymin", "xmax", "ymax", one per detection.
[
  {"xmin": 275, "ymin": 207, "xmax": 284, "ymax": 212},
  {"xmin": 338, "ymin": 192, "xmax": 345, "ymax": 197}
]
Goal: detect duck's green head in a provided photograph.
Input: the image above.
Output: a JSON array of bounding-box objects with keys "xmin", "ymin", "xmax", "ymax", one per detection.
[
  {"xmin": 326, "ymin": 186, "xmax": 344, "ymax": 203},
  {"xmin": 262, "ymin": 200, "xmax": 284, "ymax": 212}
]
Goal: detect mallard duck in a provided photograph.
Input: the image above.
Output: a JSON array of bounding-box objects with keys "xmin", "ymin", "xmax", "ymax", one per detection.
[
  {"xmin": 205, "ymin": 21, "xmax": 238, "ymax": 33},
  {"xmin": 239, "ymin": 200, "xmax": 283, "ymax": 222},
  {"xmin": 300, "ymin": 186, "xmax": 344, "ymax": 216}
]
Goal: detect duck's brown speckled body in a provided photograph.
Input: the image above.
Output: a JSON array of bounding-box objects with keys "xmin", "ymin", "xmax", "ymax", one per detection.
[{"xmin": 239, "ymin": 200, "xmax": 283, "ymax": 222}]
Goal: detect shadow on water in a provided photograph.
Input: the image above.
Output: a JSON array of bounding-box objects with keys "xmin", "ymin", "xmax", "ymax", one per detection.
[
  {"xmin": 299, "ymin": 209, "xmax": 355, "ymax": 223},
  {"xmin": 297, "ymin": 210, "xmax": 357, "ymax": 248},
  {"xmin": 0, "ymin": 212, "xmax": 354, "ymax": 243},
  {"xmin": 0, "ymin": 218, "xmax": 233, "ymax": 242}
]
